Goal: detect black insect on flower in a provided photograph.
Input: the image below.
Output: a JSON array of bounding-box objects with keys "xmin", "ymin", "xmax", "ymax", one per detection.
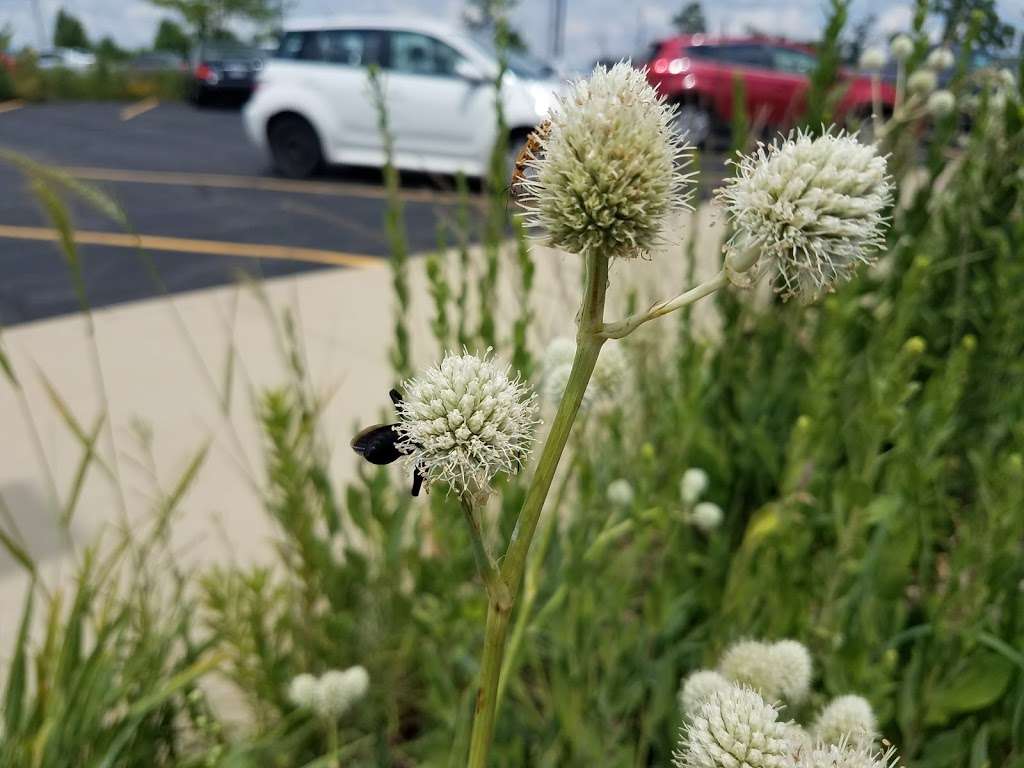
[{"xmin": 351, "ymin": 389, "xmax": 424, "ymax": 496}]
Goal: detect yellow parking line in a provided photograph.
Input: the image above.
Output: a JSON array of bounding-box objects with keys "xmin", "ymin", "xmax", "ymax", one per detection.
[
  {"xmin": 61, "ymin": 166, "xmax": 468, "ymax": 204},
  {"xmin": 120, "ymin": 97, "xmax": 159, "ymax": 121},
  {"xmin": 0, "ymin": 225, "xmax": 384, "ymax": 268},
  {"xmin": 0, "ymin": 100, "xmax": 25, "ymax": 115}
]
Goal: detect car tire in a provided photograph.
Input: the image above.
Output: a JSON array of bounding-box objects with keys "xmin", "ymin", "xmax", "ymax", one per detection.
[
  {"xmin": 672, "ymin": 101, "xmax": 714, "ymax": 148},
  {"xmin": 268, "ymin": 115, "xmax": 323, "ymax": 179}
]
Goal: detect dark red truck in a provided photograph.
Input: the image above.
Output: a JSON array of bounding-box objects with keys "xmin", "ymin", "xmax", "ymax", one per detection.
[{"xmin": 642, "ymin": 35, "xmax": 896, "ymax": 145}]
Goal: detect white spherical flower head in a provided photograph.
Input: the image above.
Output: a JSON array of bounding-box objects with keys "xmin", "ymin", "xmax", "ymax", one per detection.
[
  {"xmin": 678, "ymin": 670, "xmax": 731, "ymax": 715},
  {"xmin": 674, "ymin": 685, "xmax": 794, "ymax": 768},
  {"xmin": 795, "ymin": 740, "xmax": 900, "ymax": 768},
  {"xmin": 927, "ymin": 90, "xmax": 956, "ymax": 117},
  {"xmin": 680, "ymin": 467, "xmax": 709, "ymax": 504},
  {"xmin": 288, "ymin": 673, "xmax": 319, "ymax": 709},
  {"xmin": 520, "ymin": 62, "xmax": 694, "ymax": 260},
  {"xmin": 999, "ymin": 68, "xmax": 1016, "ymax": 89},
  {"xmin": 542, "ymin": 336, "xmax": 577, "ymax": 372},
  {"xmin": 771, "ymin": 639, "xmax": 813, "ymax": 704},
  {"xmin": 592, "ymin": 342, "xmax": 627, "ymax": 398},
  {"xmin": 395, "ymin": 352, "xmax": 538, "ymax": 497},
  {"xmin": 607, "ymin": 478, "xmax": 635, "ymax": 507},
  {"xmin": 907, "ymin": 69, "xmax": 937, "ymax": 96},
  {"xmin": 689, "ymin": 502, "xmax": 723, "ymax": 533},
  {"xmin": 314, "ymin": 670, "xmax": 355, "ymax": 719},
  {"xmin": 814, "ymin": 695, "xmax": 878, "ymax": 748},
  {"xmin": 718, "ymin": 131, "xmax": 892, "ymax": 302},
  {"xmin": 342, "ymin": 665, "xmax": 370, "ymax": 702},
  {"xmin": 889, "ymin": 34, "xmax": 913, "ymax": 62},
  {"xmin": 859, "ymin": 47, "xmax": 887, "ymax": 71},
  {"xmin": 719, "ymin": 640, "xmax": 781, "ymax": 700},
  {"xmin": 925, "ymin": 47, "xmax": 955, "ymax": 71},
  {"xmin": 781, "ymin": 722, "xmax": 813, "ymax": 752}
]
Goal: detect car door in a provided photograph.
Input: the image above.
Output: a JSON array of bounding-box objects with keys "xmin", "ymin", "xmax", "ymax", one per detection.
[
  {"xmin": 716, "ymin": 44, "xmax": 783, "ymax": 126},
  {"xmin": 290, "ymin": 28, "xmax": 385, "ymax": 157},
  {"xmin": 382, "ymin": 30, "xmax": 493, "ymax": 171}
]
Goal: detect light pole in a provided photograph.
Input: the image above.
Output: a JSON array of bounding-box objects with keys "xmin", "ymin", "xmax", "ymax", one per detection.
[
  {"xmin": 30, "ymin": 0, "xmax": 47, "ymax": 49},
  {"xmin": 549, "ymin": 0, "xmax": 566, "ymax": 61}
]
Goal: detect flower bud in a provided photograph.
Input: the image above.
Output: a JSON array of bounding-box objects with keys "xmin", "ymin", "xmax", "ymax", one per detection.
[
  {"xmin": 689, "ymin": 502, "xmax": 723, "ymax": 533},
  {"xmin": 890, "ymin": 34, "xmax": 913, "ymax": 62},
  {"xmin": 925, "ymin": 47, "xmax": 955, "ymax": 70},
  {"xmin": 813, "ymin": 694, "xmax": 878, "ymax": 748},
  {"xmin": 678, "ymin": 670, "xmax": 731, "ymax": 715},
  {"xmin": 927, "ymin": 89, "xmax": 956, "ymax": 117},
  {"xmin": 859, "ymin": 47, "xmax": 887, "ymax": 71},
  {"xmin": 908, "ymin": 69, "xmax": 937, "ymax": 96},
  {"xmin": 680, "ymin": 467, "xmax": 709, "ymax": 504},
  {"xmin": 607, "ymin": 478, "xmax": 635, "ymax": 507}
]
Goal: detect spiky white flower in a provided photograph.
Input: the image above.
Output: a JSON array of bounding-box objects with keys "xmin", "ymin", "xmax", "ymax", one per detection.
[
  {"xmin": 680, "ymin": 467, "xmax": 709, "ymax": 504},
  {"xmin": 889, "ymin": 35, "xmax": 913, "ymax": 62},
  {"xmin": 772, "ymin": 640, "xmax": 813, "ymax": 704},
  {"xmin": 859, "ymin": 47, "xmax": 887, "ymax": 71},
  {"xmin": 689, "ymin": 501, "xmax": 723, "ymax": 533},
  {"xmin": 395, "ymin": 352, "xmax": 538, "ymax": 497},
  {"xmin": 719, "ymin": 640, "xmax": 781, "ymax": 699},
  {"xmin": 814, "ymin": 695, "xmax": 878, "ymax": 748},
  {"xmin": 907, "ymin": 68, "xmax": 937, "ymax": 96},
  {"xmin": 313, "ymin": 666, "xmax": 370, "ymax": 719},
  {"xmin": 674, "ymin": 685, "xmax": 794, "ymax": 768},
  {"xmin": 925, "ymin": 47, "xmax": 955, "ymax": 70},
  {"xmin": 926, "ymin": 89, "xmax": 956, "ymax": 117},
  {"xmin": 288, "ymin": 673, "xmax": 319, "ymax": 709},
  {"xmin": 607, "ymin": 478, "xmax": 635, "ymax": 507},
  {"xmin": 717, "ymin": 131, "xmax": 892, "ymax": 302},
  {"xmin": 519, "ymin": 62, "xmax": 694, "ymax": 259},
  {"xmin": 795, "ymin": 740, "xmax": 900, "ymax": 768},
  {"xmin": 541, "ymin": 337, "xmax": 626, "ymax": 408},
  {"xmin": 678, "ymin": 670, "xmax": 731, "ymax": 715},
  {"xmin": 782, "ymin": 722, "xmax": 814, "ymax": 752}
]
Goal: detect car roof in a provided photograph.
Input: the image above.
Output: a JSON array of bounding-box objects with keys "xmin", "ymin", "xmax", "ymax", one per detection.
[
  {"xmin": 659, "ymin": 34, "xmax": 816, "ymax": 55},
  {"xmin": 282, "ymin": 15, "xmax": 461, "ymax": 38}
]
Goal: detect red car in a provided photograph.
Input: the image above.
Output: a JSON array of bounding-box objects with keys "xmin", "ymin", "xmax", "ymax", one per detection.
[{"xmin": 643, "ymin": 35, "xmax": 896, "ymax": 146}]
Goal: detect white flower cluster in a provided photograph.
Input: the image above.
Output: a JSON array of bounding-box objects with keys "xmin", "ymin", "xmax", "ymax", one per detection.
[
  {"xmin": 395, "ymin": 352, "xmax": 538, "ymax": 497},
  {"xmin": 679, "ymin": 467, "xmax": 721, "ymax": 532},
  {"xmin": 858, "ymin": 47, "xmax": 887, "ymax": 71},
  {"xmin": 607, "ymin": 478, "xmax": 636, "ymax": 507},
  {"xmin": 675, "ymin": 640, "xmax": 896, "ymax": 768},
  {"xmin": 539, "ymin": 336, "xmax": 626, "ymax": 409},
  {"xmin": 718, "ymin": 131, "xmax": 892, "ymax": 302},
  {"xmin": 288, "ymin": 666, "xmax": 370, "ymax": 720},
  {"xmin": 889, "ymin": 34, "xmax": 913, "ymax": 62},
  {"xmin": 519, "ymin": 62, "xmax": 694, "ymax": 260}
]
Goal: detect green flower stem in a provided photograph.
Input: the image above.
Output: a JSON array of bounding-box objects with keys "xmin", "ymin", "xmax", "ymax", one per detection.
[
  {"xmin": 466, "ymin": 252, "xmax": 609, "ymax": 768},
  {"xmin": 599, "ymin": 270, "xmax": 728, "ymax": 339},
  {"xmin": 461, "ymin": 495, "xmax": 508, "ymax": 606}
]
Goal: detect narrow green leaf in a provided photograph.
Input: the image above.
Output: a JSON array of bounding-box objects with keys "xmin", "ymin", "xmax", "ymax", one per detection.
[
  {"xmin": 62, "ymin": 414, "xmax": 106, "ymax": 526},
  {"xmin": 3, "ymin": 581, "xmax": 34, "ymax": 735}
]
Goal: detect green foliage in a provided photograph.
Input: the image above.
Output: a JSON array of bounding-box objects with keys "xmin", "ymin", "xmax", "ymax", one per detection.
[
  {"xmin": 803, "ymin": 0, "xmax": 849, "ymax": 133},
  {"xmin": 53, "ymin": 8, "xmax": 90, "ymax": 50},
  {"xmin": 9, "ymin": 51, "xmax": 187, "ymax": 102},
  {"xmin": 148, "ymin": 0, "xmax": 277, "ymax": 38},
  {"xmin": 672, "ymin": 1, "xmax": 707, "ymax": 34},
  {"xmin": 154, "ymin": 19, "xmax": 192, "ymax": 56}
]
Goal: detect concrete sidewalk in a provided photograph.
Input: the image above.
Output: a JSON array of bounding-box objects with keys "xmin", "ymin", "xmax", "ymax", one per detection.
[{"xmin": 0, "ymin": 205, "xmax": 726, "ymax": 656}]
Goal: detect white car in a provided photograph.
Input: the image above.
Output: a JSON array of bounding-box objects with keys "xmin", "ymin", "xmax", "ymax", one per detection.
[
  {"xmin": 243, "ymin": 16, "xmax": 564, "ymax": 179},
  {"xmin": 37, "ymin": 48, "xmax": 97, "ymax": 72}
]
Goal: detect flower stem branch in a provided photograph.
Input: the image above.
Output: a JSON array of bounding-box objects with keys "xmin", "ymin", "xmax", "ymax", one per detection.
[
  {"xmin": 466, "ymin": 251, "xmax": 609, "ymax": 768},
  {"xmin": 599, "ymin": 270, "xmax": 728, "ymax": 339}
]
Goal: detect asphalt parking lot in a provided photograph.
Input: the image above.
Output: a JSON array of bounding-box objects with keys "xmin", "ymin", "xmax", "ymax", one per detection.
[
  {"xmin": 0, "ymin": 100, "xmax": 726, "ymax": 326},
  {"xmin": 0, "ymin": 100, "xmax": 481, "ymax": 325}
]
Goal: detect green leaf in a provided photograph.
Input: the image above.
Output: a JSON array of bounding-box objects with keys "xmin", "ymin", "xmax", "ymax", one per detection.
[
  {"xmin": 3, "ymin": 582, "xmax": 34, "ymax": 735},
  {"xmin": 926, "ymin": 650, "xmax": 1016, "ymax": 725}
]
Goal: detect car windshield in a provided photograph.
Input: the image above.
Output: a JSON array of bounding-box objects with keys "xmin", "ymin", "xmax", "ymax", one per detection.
[
  {"xmin": 460, "ymin": 36, "xmax": 555, "ymax": 79},
  {"xmin": 203, "ymin": 43, "xmax": 258, "ymax": 59}
]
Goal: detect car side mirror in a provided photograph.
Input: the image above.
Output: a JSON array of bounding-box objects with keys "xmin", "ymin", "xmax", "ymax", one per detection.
[{"xmin": 454, "ymin": 59, "xmax": 487, "ymax": 84}]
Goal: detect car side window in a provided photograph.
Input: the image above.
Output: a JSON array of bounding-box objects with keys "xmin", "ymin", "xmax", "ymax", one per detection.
[
  {"xmin": 388, "ymin": 32, "xmax": 464, "ymax": 77},
  {"xmin": 303, "ymin": 30, "xmax": 383, "ymax": 66},
  {"xmin": 771, "ymin": 47, "xmax": 817, "ymax": 75},
  {"xmin": 719, "ymin": 44, "xmax": 772, "ymax": 69},
  {"xmin": 276, "ymin": 31, "xmax": 306, "ymax": 60}
]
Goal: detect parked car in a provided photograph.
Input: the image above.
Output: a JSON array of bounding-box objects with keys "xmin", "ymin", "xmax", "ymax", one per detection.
[
  {"xmin": 243, "ymin": 16, "xmax": 563, "ymax": 178},
  {"xmin": 36, "ymin": 48, "xmax": 96, "ymax": 72},
  {"xmin": 189, "ymin": 41, "xmax": 263, "ymax": 103},
  {"xmin": 643, "ymin": 35, "xmax": 897, "ymax": 145}
]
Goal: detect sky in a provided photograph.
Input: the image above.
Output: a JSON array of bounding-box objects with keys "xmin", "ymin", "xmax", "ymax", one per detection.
[{"xmin": 2, "ymin": 0, "xmax": 1023, "ymax": 67}]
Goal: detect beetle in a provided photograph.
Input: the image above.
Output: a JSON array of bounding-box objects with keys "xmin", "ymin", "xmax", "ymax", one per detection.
[{"xmin": 351, "ymin": 389, "xmax": 424, "ymax": 496}]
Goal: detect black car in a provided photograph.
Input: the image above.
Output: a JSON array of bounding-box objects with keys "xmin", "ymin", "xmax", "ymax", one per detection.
[{"xmin": 189, "ymin": 41, "xmax": 263, "ymax": 104}]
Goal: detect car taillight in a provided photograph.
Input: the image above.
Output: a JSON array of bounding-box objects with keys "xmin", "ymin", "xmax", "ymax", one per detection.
[
  {"xmin": 195, "ymin": 64, "xmax": 216, "ymax": 82},
  {"xmin": 668, "ymin": 57, "xmax": 690, "ymax": 74}
]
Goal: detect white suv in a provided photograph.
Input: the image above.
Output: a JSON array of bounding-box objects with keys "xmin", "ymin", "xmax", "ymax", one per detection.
[{"xmin": 243, "ymin": 16, "xmax": 564, "ymax": 179}]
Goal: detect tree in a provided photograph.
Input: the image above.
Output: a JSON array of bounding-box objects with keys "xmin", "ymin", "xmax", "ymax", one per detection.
[
  {"xmin": 148, "ymin": 0, "xmax": 278, "ymax": 39},
  {"xmin": 53, "ymin": 8, "xmax": 90, "ymax": 49},
  {"xmin": 95, "ymin": 36, "xmax": 128, "ymax": 61},
  {"xmin": 931, "ymin": 0, "xmax": 1015, "ymax": 50},
  {"xmin": 672, "ymin": 2, "xmax": 707, "ymax": 35},
  {"xmin": 154, "ymin": 19, "xmax": 191, "ymax": 56},
  {"xmin": 462, "ymin": 0, "xmax": 527, "ymax": 53}
]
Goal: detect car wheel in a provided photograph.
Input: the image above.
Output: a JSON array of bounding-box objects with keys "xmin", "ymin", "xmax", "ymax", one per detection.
[
  {"xmin": 673, "ymin": 102, "xmax": 713, "ymax": 148},
  {"xmin": 268, "ymin": 115, "xmax": 322, "ymax": 179}
]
